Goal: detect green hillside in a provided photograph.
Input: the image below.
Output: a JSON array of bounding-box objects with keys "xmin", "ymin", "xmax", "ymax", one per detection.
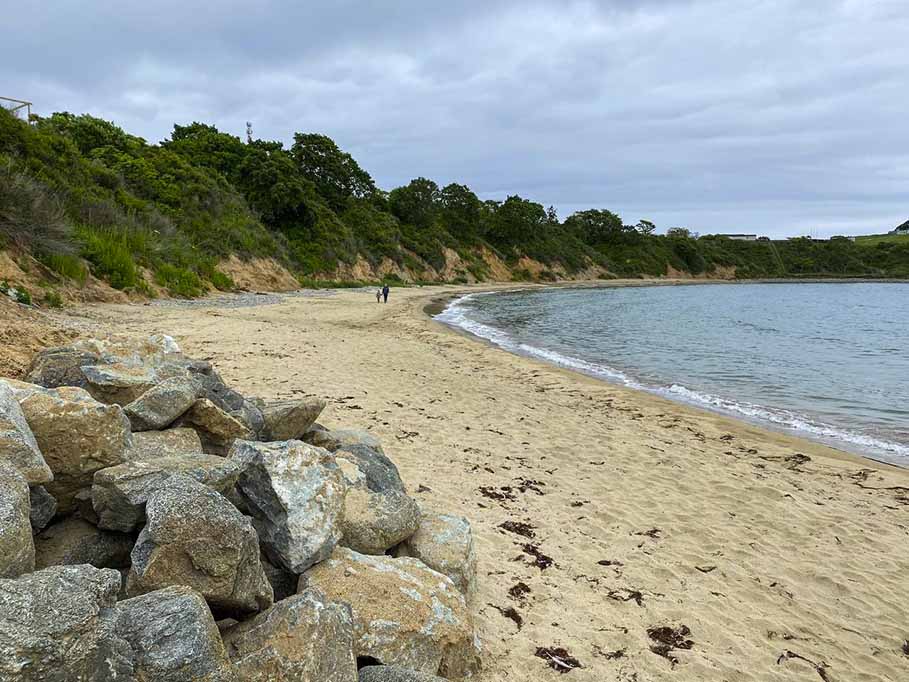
[{"xmin": 1, "ymin": 107, "xmax": 907, "ymax": 302}]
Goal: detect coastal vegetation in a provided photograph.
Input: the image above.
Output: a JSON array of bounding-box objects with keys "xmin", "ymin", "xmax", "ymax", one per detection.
[{"xmin": 1, "ymin": 107, "xmax": 907, "ymax": 299}]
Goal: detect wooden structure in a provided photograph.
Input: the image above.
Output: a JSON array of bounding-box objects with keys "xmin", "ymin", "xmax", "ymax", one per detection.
[{"xmin": 0, "ymin": 96, "xmax": 33, "ymax": 122}]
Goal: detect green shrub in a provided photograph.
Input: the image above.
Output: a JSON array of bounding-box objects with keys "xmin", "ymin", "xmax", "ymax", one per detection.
[
  {"xmin": 0, "ymin": 280, "xmax": 32, "ymax": 304},
  {"xmin": 511, "ymin": 268, "xmax": 533, "ymax": 282},
  {"xmin": 154, "ymin": 263, "xmax": 204, "ymax": 298},
  {"xmin": 43, "ymin": 290, "xmax": 63, "ymax": 308},
  {"xmin": 74, "ymin": 226, "xmax": 138, "ymax": 289},
  {"xmin": 41, "ymin": 253, "xmax": 88, "ymax": 284}
]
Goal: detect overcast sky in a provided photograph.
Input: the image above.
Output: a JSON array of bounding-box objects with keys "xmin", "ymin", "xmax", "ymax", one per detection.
[{"xmin": 4, "ymin": 1, "xmax": 908, "ymax": 236}]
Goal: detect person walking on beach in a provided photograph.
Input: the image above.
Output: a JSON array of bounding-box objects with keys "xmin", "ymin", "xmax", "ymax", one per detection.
[
  {"xmin": 375, "ymin": 287, "xmax": 382, "ymax": 303},
  {"xmin": 382, "ymin": 283, "xmax": 390, "ymax": 303}
]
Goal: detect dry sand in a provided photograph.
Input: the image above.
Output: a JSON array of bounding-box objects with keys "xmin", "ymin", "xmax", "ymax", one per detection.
[{"xmin": 64, "ymin": 284, "xmax": 909, "ymax": 681}]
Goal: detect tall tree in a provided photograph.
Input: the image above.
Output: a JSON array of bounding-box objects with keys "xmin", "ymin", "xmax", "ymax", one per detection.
[
  {"xmin": 388, "ymin": 177, "xmax": 440, "ymax": 230},
  {"xmin": 564, "ymin": 209, "xmax": 624, "ymax": 243},
  {"xmin": 290, "ymin": 133, "xmax": 376, "ymax": 212},
  {"xmin": 439, "ymin": 183, "xmax": 482, "ymax": 238}
]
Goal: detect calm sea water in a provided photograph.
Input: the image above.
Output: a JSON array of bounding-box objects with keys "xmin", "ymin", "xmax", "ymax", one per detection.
[{"xmin": 436, "ymin": 283, "xmax": 909, "ymax": 465}]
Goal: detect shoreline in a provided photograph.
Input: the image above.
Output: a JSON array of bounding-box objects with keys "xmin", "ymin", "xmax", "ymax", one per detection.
[
  {"xmin": 27, "ymin": 284, "xmax": 909, "ymax": 680},
  {"xmin": 423, "ymin": 283, "xmax": 907, "ymax": 471}
]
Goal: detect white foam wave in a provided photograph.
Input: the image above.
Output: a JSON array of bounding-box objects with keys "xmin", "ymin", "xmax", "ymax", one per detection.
[{"xmin": 435, "ymin": 294, "xmax": 909, "ymax": 463}]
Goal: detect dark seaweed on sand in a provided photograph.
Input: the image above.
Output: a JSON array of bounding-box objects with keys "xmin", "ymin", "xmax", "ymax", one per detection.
[{"xmin": 535, "ymin": 646, "xmax": 582, "ymax": 673}]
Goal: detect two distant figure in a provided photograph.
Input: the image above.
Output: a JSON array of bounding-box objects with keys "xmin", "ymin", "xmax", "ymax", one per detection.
[{"xmin": 376, "ymin": 284, "xmax": 390, "ymax": 304}]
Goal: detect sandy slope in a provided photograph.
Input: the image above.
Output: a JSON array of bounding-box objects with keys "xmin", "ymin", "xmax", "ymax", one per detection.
[{"xmin": 74, "ymin": 285, "xmax": 909, "ymax": 681}]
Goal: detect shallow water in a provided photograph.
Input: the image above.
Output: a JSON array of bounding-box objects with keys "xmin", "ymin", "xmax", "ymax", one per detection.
[{"xmin": 437, "ymin": 282, "xmax": 909, "ymax": 465}]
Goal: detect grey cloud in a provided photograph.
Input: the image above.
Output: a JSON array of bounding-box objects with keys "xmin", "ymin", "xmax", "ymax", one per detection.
[{"xmin": 3, "ymin": 0, "xmax": 908, "ymax": 236}]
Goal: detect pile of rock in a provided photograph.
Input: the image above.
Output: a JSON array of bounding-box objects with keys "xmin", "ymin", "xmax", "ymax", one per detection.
[{"xmin": 0, "ymin": 335, "xmax": 480, "ymax": 681}]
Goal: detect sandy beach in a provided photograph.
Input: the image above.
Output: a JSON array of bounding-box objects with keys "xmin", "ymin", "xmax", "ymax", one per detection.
[{"xmin": 55, "ymin": 283, "xmax": 909, "ymax": 681}]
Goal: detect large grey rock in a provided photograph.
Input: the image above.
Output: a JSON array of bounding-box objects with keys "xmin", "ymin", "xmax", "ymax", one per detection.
[
  {"xmin": 189, "ymin": 367, "xmax": 265, "ymax": 437},
  {"xmin": 334, "ymin": 444, "xmax": 405, "ymax": 494},
  {"xmin": 128, "ymin": 427, "xmax": 203, "ymax": 461},
  {"xmin": 29, "ymin": 485, "xmax": 57, "ymax": 532},
  {"xmin": 0, "ymin": 565, "xmax": 123, "ymax": 680},
  {"xmin": 127, "ymin": 476, "xmax": 273, "ymax": 615},
  {"xmin": 0, "ymin": 381, "xmax": 52, "ymax": 484},
  {"xmin": 81, "ymin": 363, "xmax": 157, "ymax": 405},
  {"xmin": 183, "ymin": 398, "xmax": 253, "ymax": 453},
  {"xmin": 397, "ymin": 514, "xmax": 478, "ymax": 600},
  {"xmin": 26, "ymin": 335, "xmax": 184, "ymax": 406},
  {"xmin": 304, "ymin": 427, "xmax": 383, "ymax": 453},
  {"xmin": 124, "ymin": 375, "xmax": 200, "ymax": 431},
  {"xmin": 302, "ymin": 548, "xmax": 480, "ymax": 678},
  {"xmin": 261, "ymin": 398, "xmax": 326, "ymax": 441},
  {"xmin": 92, "ymin": 453, "xmax": 244, "ymax": 531},
  {"xmin": 23, "ymin": 346, "xmax": 99, "ymax": 390},
  {"xmin": 359, "ymin": 666, "xmax": 447, "ymax": 682},
  {"xmin": 341, "ymin": 488, "xmax": 421, "ymax": 555},
  {"xmin": 223, "ymin": 588, "xmax": 357, "ymax": 682},
  {"xmin": 113, "ymin": 586, "xmax": 236, "ymax": 681},
  {"xmin": 17, "ymin": 385, "xmax": 131, "ymax": 513},
  {"xmin": 0, "ymin": 464, "xmax": 34, "ymax": 578},
  {"xmin": 34, "ymin": 517, "xmax": 133, "ymax": 570},
  {"xmin": 230, "ymin": 439, "xmax": 346, "ymax": 573}
]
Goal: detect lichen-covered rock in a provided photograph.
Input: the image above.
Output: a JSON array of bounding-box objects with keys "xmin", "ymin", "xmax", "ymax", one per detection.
[
  {"xmin": 17, "ymin": 385, "xmax": 131, "ymax": 513},
  {"xmin": 29, "ymin": 485, "xmax": 57, "ymax": 531},
  {"xmin": 223, "ymin": 588, "xmax": 357, "ymax": 682},
  {"xmin": 24, "ymin": 346, "xmax": 100, "ymax": 389},
  {"xmin": 304, "ymin": 427, "xmax": 383, "ymax": 453},
  {"xmin": 398, "ymin": 514, "xmax": 478, "ymax": 600},
  {"xmin": 341, "ymin": 488, "xmax": 421, "ymax": 555},
  {"xmin": 34, "ymin": 518, "xmax": 133, "ymax": 570},
  {"xmin": 184, "ymin": 398, "xmax": 253, "ymax": 453},
  {"xmin": 113, "ymin": 585, "xmax": 236, "ymax": 681},
  {"xmin": 0, "ymin": 381, "xmax": 52, "ymax": 484},
  {"xmin": 0, "ymin": 464, "xmax": 34, "ymax": 578},
  {"xmin": 0, "ymin": 564, "xmax": 123, "ymax": 680},
  {"xmin": 127, "ymin": 476, "xmax": 273, "ymax": 615},
  {"xmin": 128, "ymin": 427, "xmax": 203, "ymax": 461},
  {"xmin": 230, "ymin": 440, "xmax": 346, "ymax": 573},
  {"xmin": 93, "ymin": 453, "xmax": 244, "ymax": 532},
  {"xmin": 359, "ymin": 666, "xmax": 448, "ymax": 682},
  {"xmin": 189, "ymin": 366, "xmax": 265, "ymax": 436},
  {"xmin": 302, "ymin": 548, "xmax": 480, "ymax": 678},
  {"xmin": 124, "ymin": 376, "xmax": 200, "ymax": 431},
  {"xmin": 334, "ymin": 444, "xmax": 405, "ymax": 494},
  {"xmin": 261, "ymin": 398, "xmax": 327, "ymax": 441},
  {"xmin": 81, "ymin": 363, "xmax": 157, "ymax": 405}
]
